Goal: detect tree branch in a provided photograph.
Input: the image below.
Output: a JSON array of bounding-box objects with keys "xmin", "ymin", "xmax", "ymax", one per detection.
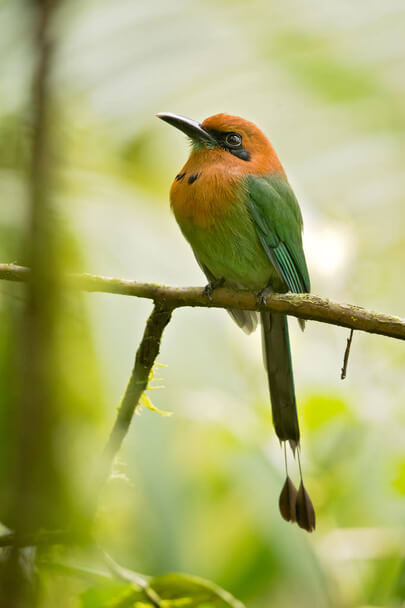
[
  {"xmin": 98, "ymin": 304, "xmax": 173, "ymax": 485},
  {"xmin": 0, "ymin": 264, "xmax": 404, "ymax": 341},
  {"xmin": 0, "ymin": 304, "xmax": 174, "ymax": 550}
]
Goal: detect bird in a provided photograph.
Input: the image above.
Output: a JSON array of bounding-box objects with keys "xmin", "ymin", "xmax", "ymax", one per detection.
[{"xmin": 157, "ymin": 112, "xmax": 315, "ymax": 532}]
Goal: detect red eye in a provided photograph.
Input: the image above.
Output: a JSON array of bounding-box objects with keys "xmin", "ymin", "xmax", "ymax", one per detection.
[{"xmin": 225, "ymin": 133, "xmax": 242, "ymax": 148}]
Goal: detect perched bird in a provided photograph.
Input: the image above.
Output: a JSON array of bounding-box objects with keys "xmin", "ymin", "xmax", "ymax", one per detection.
[{"xmin": 158, "ymin": 112, "xmax": 315, "ymax": 531}]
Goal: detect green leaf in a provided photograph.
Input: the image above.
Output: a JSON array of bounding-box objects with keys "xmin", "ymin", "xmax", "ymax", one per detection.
[
  {"xmin": 79, "ymin": 574, "xmax": 245, "ymax": 608},
  {"xmin": 81, "ymin": 581, "xmax": 145, "ymax": 608},
  {"xmin": 302, "ymin": 393, "xmax": 352, "ymax": 431},
  {"xmin": 149, "ymin": 573, "xmax": 246, "ymax": 608},
  {"xmin": 52, "ymin": 556, "xmax": 244, "ymax": 608}
]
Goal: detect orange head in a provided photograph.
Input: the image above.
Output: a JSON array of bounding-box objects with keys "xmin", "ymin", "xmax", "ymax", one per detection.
[{"xmin": 157, "ymin": 112, "xmax": 284, "ymax": 176}]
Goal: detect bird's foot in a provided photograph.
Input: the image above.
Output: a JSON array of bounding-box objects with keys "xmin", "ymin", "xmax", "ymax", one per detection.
[
  {"xmin": 256, "ymin": 286, "xmax": 272, "ymax": 307},
  {"xmin": 203, "ymin": 277, "xmax": 225, "ymax": 301}
]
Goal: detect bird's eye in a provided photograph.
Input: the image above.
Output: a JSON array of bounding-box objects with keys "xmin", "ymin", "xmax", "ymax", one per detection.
[{"xmin": 224, "ymin": 133, "xmax": 242, "ymax": 148}]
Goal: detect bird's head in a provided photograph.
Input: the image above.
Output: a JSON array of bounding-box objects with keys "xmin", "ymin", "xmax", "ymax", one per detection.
[{"xmin": 157, "ymin": 112, "xmax": 283, "ymax": 174}]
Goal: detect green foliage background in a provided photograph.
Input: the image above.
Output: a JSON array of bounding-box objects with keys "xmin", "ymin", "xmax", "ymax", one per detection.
[{"xmin": 0, "ymin": 0, "xmax": 404, "ymax": 606}]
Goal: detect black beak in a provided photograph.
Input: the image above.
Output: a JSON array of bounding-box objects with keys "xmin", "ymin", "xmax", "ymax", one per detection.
[{"xmin": 157, "ymin": 112, "xmax": 217, "ymax": 147}]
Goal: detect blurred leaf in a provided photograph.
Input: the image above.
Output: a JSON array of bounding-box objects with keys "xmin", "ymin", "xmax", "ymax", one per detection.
[
  {"xmin": 274, "ymin": 31, "xmax": 379, "ymax": 103},
  {"xmin": 302, "ymin": 393, "xmax": 352, "ymax": 431},
  {"xmin": 0, "ymin": 114, "xmax": 30, "ymax": 171},
  {"xmin": 81, "ymin": 581, "xmax": 144, "ymax": 608},
  {"xmin": 149, "ymin": 573, "xmax": 245, "ymax": 608},
  {"xmin": 120, "ymin": 132, "xmax": 166, "ymax": 195},
  {"xmin": 80, "ymin": 571, "xmax": 244, "ymax": 608},
  {"xmin": 364, "ymin": 555, "xmax": 403, "ymax": 606},
  {"xmin": 391, "ymin": 459, "xmax": 405, "ymax": 495}
]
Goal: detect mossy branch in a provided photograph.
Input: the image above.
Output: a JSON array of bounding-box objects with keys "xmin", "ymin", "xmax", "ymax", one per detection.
[{"xmin": 0, "ymin": 263, "xmax": 404, "ymax": 340}]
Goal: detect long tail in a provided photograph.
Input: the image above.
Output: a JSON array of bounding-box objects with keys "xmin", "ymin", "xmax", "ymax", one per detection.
[{"xmin": 260, "ymin": 311, "xmax": 299, "ymax": 449}]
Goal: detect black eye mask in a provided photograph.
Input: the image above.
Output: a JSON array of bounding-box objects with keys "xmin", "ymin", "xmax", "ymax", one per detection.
[{"xmin": 206, "ymin": 129, "xmax": 251, "ymax": 162}]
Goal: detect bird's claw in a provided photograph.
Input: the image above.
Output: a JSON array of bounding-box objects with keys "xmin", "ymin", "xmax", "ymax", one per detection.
[
  {"xmin": 256, "ymin": 287, "xmax": 271, "ymax": 307},
  {"xmin": 203, "ymin": 277, "xmax": 225, "ymax": 301}
]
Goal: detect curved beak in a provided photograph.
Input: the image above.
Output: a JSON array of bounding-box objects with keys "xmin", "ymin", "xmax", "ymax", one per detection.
[{"xmin": 156, "ymin": 112, "xmax": 217, "ymax": 147}]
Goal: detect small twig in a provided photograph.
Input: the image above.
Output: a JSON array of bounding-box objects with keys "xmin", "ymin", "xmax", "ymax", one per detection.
[
  {"xmin": 0, "ymin": 264, "xmax": 404, "ymax": 341},
  {"xmin": 341, "ymin": 329, "xmax": 354, "ymax": 380},
  {"xmin": 102, "ymin": 551, "xmax": 162, "ymax": 608},
  {"xmin": 98, "ymin": 303, "xmax": 173, "ymax": 487},
  {"xmin": 39, "ymin": 560, "xmax": 113, "ymax": 583}
]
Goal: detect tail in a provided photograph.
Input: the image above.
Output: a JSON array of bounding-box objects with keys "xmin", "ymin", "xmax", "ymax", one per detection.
[{"xmin": 261, "ymin": 311, "xmax": 299, "ymax": 449}]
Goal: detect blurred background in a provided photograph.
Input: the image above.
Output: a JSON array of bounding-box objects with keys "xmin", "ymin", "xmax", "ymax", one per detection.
[{"xmin": 0, "ymin": 0, "xmax": 405, "ymax": 606}]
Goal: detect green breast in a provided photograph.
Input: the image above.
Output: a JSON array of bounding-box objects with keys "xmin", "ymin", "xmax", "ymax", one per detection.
[{"xmin": 177, "ymin": 194, "xmax": 279, "ymax": 290}]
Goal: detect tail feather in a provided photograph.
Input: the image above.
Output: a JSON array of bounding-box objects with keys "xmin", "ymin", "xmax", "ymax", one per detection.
[
  {"xmin": 261, "ymin": 311, "xmax": 300, "ymax": 447},
  {"xmin": 228, "ymin": 309, "xmax": 258, "ymax": 334}
]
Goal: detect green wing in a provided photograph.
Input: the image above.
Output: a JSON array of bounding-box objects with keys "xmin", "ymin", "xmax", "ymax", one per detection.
[{"xmin": 247, "ymin": 174, "xmax": 310, "ymax": 294}]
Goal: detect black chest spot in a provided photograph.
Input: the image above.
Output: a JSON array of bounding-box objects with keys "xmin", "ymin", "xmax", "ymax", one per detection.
[{"xmin": 188, "ymin": 172, "xmax": 201, "ymax": 184}]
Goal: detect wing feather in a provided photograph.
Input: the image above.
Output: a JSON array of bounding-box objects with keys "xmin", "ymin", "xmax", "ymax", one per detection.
[{"xmin": 247, "ymin": 174, "xmax": 310, "ymax": 294}]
